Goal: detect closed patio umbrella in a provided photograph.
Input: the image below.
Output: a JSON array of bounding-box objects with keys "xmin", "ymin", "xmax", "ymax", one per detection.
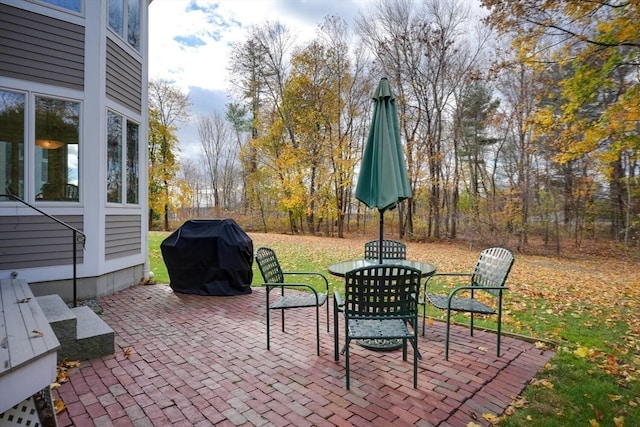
[{"xmin": 355, "ymin": 78, "xmax": 412, "ymax": 264}]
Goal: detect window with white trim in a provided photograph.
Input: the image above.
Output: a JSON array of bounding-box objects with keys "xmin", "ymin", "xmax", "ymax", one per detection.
[{"xmin": 107, "ymin": 110, "xmax": 139, "ymax": 204}]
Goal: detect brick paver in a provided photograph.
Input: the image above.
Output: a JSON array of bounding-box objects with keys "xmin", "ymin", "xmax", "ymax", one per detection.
[{"xmin": 53, "ymin": 284, "xmax": 554, "ymax": 426}]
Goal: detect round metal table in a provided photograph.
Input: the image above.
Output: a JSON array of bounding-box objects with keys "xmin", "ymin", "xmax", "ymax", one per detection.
[
  {"xmin": 328, "ymin": 259, "xmax": 436, "ymax": 278},
  {"xmin": 329, "ymin": 259, "xmax": 436, "ymax": 351}
]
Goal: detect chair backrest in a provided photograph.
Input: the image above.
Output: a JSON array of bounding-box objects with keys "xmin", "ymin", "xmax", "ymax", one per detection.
[
  {"xmin": 472, "ymin": 247, "xmax": 514, "ymax": 296},
  {"xmin": 66, "ymin": 183, "xmax": 79, "ymax": 201},
  {"xmin": 344, "ymin": 264, "xmax": 420, "ymax": 319},
  {"xmin": 255, "ymin": 247, "xmax": 284, "ymax": 283},
  {"xmin": 364, "ymin": 239, "xmax": 407, "ymax": 260}
]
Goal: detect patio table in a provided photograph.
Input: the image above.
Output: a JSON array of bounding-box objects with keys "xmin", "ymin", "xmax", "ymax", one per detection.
[{"xmin": 329, "ymin": 259, "xmax": 435, "ymax": 351}]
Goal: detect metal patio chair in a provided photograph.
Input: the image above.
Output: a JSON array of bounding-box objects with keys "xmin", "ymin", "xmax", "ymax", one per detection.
[
  {"xmin": 421, "ymin": 247, "xmax": 514, "ymax": 360},
  {"xmin": 255, "ymin": 247, "xmax": 329, "ymax": 356},
  {"xmin": 364, "ymin": 239, "xmax": 407, "ymax": 260},
  {"xmin": 334, "ymin": 264, "xmax": 421, "ymax": 389}
]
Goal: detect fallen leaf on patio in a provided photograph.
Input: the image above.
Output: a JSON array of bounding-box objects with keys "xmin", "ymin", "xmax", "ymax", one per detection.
[
  {"xmin": 124, "ymin": 347, "xmax": 133, "ymax": 358},
  {"xmin": 613, "ymin": 416, "xmax": 624, "ymax": 427},
  {"xmin": 32, "ymin": 329, "xmax": 44, "ymax": 337},
  {"xmin": 608, "ymin": 394, "xmax": 623, "ymax": 401},
  {"xmin": 534, "ymin": 341, "xmax": 547, "ymax": 350},
  {"xmin": 53, "ymin": 399, "xmax": 66, "ymax": 414},
  {"xmin": 64, "ymin": 360, "xmax": 81, "ymax": 368},
  {"xmin": 17, "ymin": 297, "xmax": 31, "ymax": 303},
  {"xmin": 56, "ymin": 369, "xmax": 69, "ymax": 383},
  {"xmin": 478, "ymin": 346, "xmax": 488, "ymax": 352},
  {"xmin": 50, "ymin": 382, "xmax": 61, "ymax": 390},
  {"xmin": 466, "ymin": 423, "xmax": 481, "ymax": 427},
  {"xmin": 427, "ymin": 317, "xmax": 434, "ymax": 327}
]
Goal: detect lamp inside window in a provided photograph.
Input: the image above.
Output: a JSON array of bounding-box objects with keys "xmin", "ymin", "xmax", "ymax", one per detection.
[
  {"xmin": 36, "ymin": 100, "xmax": 66, "ymax": 150},
  {"xmin": 35, "ymin": 138, "xmax": 64, "ymax": 149}
]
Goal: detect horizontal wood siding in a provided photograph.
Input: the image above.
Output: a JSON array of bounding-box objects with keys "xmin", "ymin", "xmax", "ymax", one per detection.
[
  {"xmin": 106, "ymin": 38, "xmax": 142, "ymax": 114},
  {"xmin": 0, "ymin": 215, "xmax": 84, "ymax": 269},
  {"xmin": 105, "ymin": 215, "xmax": 141, "ymax": 260},
  {"xmin": 0, "ymin": 4, "xmax": 84, "ymax": 90}
]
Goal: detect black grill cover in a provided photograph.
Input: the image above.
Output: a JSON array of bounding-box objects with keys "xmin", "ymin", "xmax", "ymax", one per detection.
[{"xmin": 161, "ymin": 219, "xmax": 253, "ymax": 295}]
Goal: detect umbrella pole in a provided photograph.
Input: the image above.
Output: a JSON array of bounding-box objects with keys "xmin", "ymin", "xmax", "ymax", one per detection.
[{"xmin": 379, "ymin": 210, "xmax": 384, "ymax": 264}]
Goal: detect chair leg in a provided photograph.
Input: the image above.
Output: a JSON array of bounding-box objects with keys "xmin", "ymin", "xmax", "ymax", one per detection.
[
  {"xmin": 413, "ymin": 337, "xmax": 418, "ymax": 388},
  {"xmin": 326, "ymin": 298, "xmax": 330, "ymax": 332},
  {"xmin": 281, "ymin": 309, "xmax": 285, "ymax": 333},
  {"xmin": 315, "ymin": 305, "xmax": 320, "ymax": 356},
  {"xmin": 445, "ymin": 307, "xmax": 452, "ymax": 361},
  {"xmin": 345, "ymin": 337, "xmax": 350, "ymax": 390},
  {"xmin": 497, "ymin": 311, "xmax": 502, "ymax": 357},
  {"xmin": 266, "ymin": 306, "xmax": 271, "ymax": 351},
  {"xmin": 333, "ymin": 301, "xmax": 339, "ymax": 361}
]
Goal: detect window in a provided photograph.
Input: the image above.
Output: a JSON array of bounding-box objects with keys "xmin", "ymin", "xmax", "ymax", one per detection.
[
  {"xmin": 37, "ymin": 0, "xmax": 82, "ymax": 13},
  {"xmin": 35, "ymin": 97, "xmax": 80, "ymax": 201},
  {"xmin": 126, "ymin": 120, "xmax": 139, "ymax": 204},
  {"xmin": 1, "ymin": 92, "xmax": 80, "ymax": 202},
  {"xmin": 108, "ymin": 0, "xmax": 141, "ymax": 51},
  {"xmin": 0, "ymin": 90, "xmax": 25, "ymax": 198},
  {"xmin": 107, "ymin": 110, "xmax": 139, "ymax": 204}
]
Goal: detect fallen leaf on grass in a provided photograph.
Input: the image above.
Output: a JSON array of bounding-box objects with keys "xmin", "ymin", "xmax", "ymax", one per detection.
[
  {"xmin": 574, "ymin": 346, "xmax": 590, "ymax": 358},
  {"xmin": 589, "ymin": 420, "xmax": 600, "ymax": 427},
  {"xmin": 482, "ymin": 412, "xmax": 499, "ymax": 424},
  {"xmin": 608, "ymin": 394, "xmax": 623, "ymax": 401},
  {"xmin": 613, "ymin": 416, "xmax": 624, "ymax": 426},
  {"xmin": 530, "ymin": 378, "xmax": 554, "ymax": 388}
]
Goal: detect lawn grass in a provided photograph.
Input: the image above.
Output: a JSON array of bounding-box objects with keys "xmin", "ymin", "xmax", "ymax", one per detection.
[{"xmin": 148, "ymin": 231, "xmax": 640, "ymax": 425}]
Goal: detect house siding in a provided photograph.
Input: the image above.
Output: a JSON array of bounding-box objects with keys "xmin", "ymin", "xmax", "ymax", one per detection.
[
  {"xmin": 0, "ymin": 3, "xmax": 84, "ymax": 90},
  {"xmin": 106, "ymin": 38, "xmax": 142, "ymax": 114},
  {"xmin": 105, "ymin": 214, "xmax": 141, "ymax": 260},
  {"xmin": 0, "ymin": 215, "xmax": 85, "ymax": 269}
]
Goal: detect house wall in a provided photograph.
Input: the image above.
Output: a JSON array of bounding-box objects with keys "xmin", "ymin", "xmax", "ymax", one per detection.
[
  {"xmin": 0, "ymin": 0, "xmax": 149, "ymax": 301},
  {"xmin": 0, "ymin": 3, "xmax": 84, "ymax": 90}
]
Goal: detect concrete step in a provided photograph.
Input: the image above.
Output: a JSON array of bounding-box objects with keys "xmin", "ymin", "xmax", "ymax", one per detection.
[
  {"xmin": 35, "ymin": 294, "xmax": 77, "ymax": 343},
  {"xmin": 35, "ymin": 295, "xmax": 115, "ymax": 361}
]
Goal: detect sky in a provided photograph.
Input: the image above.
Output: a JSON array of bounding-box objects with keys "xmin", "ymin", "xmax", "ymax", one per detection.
[{"xmin": 148, "ymin": 0, "xmax": 376, "ymax": 160}]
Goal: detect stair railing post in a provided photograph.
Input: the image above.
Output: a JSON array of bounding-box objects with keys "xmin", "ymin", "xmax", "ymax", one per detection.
[{"xmin": 73, "ymin": 229, "xmax": 77, "ymax": 308}]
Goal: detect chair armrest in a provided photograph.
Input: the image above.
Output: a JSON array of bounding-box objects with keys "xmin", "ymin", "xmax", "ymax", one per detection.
[
  {"xmin": 333, "ymin": 290, "xmax": 344, "ymax": 307},
  {"xmin": 262, "ymin": 282, "xmax": 320, "ymax": 296},
  {"xmin": 282, "ymin": 271, "xmax": 329, "ymax": 292},
  {"xmin": 446, "ymin": 285, "xmax": 509, "ymax": 300},
  {"xmin": 421, "ymin": 273, "xmax": 473, "ymax": 300}
]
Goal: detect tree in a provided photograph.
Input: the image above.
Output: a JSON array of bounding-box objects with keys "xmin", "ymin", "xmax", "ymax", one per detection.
[
  {"xmin": 482, "ymin": 0, "xmax": 640, "ymax": 243},
  {"xmin": 148, "ymin": 79, "xmax": 190, "ymax": 231}
]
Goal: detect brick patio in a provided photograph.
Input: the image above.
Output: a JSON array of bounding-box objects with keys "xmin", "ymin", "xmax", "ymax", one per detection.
[{"xmin": 53, "ymin": 284, "xmax": 554, "ymax": 426}]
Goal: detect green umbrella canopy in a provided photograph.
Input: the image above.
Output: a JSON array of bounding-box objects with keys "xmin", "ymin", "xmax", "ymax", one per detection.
[{"xmin": 355, "ymin": 78, "xmax": 412, "ymax": 213}]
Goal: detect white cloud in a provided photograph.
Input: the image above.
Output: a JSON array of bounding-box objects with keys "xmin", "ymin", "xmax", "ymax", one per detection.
[{"xmin": 148, "ymin": 0, "xmax": 375, "ymax": 157}]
